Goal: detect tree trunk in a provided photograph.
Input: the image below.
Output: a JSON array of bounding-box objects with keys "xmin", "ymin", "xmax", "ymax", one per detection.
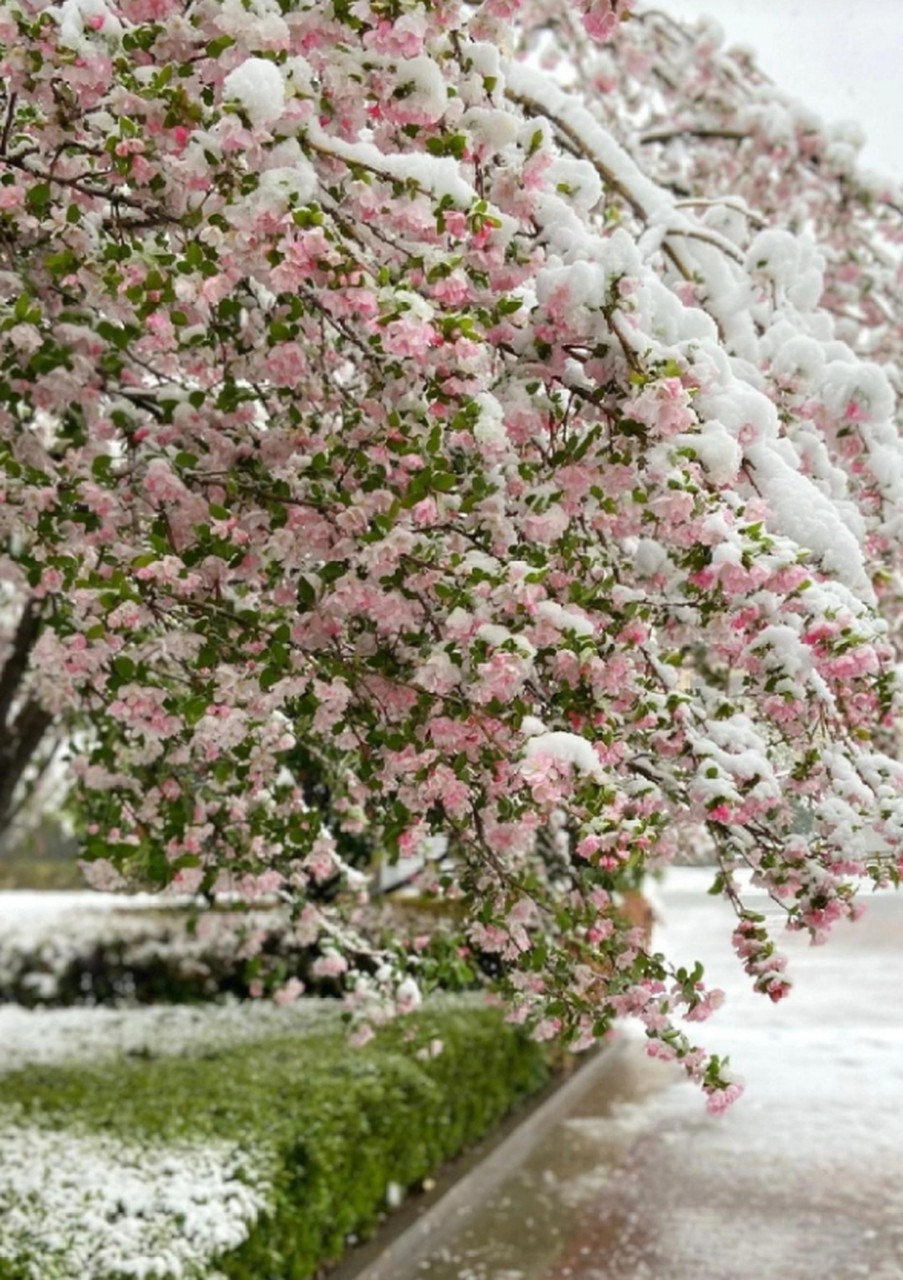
[{"xmin": 0, "ymin": 600, "xmax": 53, "ymax": 843}]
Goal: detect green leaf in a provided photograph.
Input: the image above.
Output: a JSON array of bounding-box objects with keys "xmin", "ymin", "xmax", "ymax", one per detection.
[
  {"xmin": 13, "ymin": 294, "xmax": 38, "ymax": 323},
  {"xmin": 297, "ymin": 576, "xmax": 317, "ymax": 610},
  {"xmin": 45, "ymin": 248, "xmax": 80, "ymax": 278},
  {"xmin": 320, "ymin": 560, "xmax": 346, "ymax": 585},
  {"xmin": 425, "ymin": 133, "xmax": 468, "ymax": 161},
  {"xmin": 96, "ymin": 320, "xmax": 130, "ymax": 350},
  {"xmin": 183, "ymin": 695, "xmax": 209, "ymax": 726},
  {"xmin": 205, "ymin": 34, "xmax": 236, "ymax": 57},
  {"xmin": 26, "ymin": 182, "xmax": 52, "ymax": 216}
]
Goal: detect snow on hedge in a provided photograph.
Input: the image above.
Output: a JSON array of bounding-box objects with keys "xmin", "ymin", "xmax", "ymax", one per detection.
[
  {"xmin": 0, "ymin": 1122, "xmax": 269, "ymax": 1280},
  {"xmin": 0, "ymin": 987, "xmax": 338, "ymax": 1277},
  {"xmin": 0, "ymin": 892, "xmax": 338, "ymax": 1277},
  {"xmin": 0, "ymin": 997, "xmax": 342, "ymax": 1075},
  {"xmin": 0, "ymin": 991, "xmax": 496, "ymax": 1280},
  {"xmin": 0, "ymin": 890, "xmax": 290, "ymax": 1004}
]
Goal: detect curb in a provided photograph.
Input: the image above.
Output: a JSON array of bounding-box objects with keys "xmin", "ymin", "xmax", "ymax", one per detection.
[{"xmin": 331, "ymin": 1037, "xmax": 629, "ymax": 1280}]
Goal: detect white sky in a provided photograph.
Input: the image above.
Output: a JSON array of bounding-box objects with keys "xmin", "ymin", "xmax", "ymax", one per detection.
[{"xmin": 653, "ymin": 0, "xmax": 903, "ymax": 178}]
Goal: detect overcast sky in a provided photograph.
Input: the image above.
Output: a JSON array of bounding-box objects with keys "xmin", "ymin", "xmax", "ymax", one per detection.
[{"xmin": 654, "ymin": 0, "xmax": 903, "ymax": 177}]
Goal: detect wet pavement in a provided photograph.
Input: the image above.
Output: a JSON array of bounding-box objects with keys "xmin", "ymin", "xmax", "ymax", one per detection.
[{"xmin": 392, "ymin": 869, "xmax": 903, "ymax": 1280}]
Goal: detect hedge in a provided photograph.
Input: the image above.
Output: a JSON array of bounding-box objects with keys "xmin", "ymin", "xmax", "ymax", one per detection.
[
  {"xmin": 0, "ymin": 898, "xmax": 483, "ymax": 1009},
  {"xmin": 0, "ymin": 1001, "xmax": 551, "ymax": 1280}
]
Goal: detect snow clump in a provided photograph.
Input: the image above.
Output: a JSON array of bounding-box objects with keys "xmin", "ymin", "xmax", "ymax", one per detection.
[{"xmin": 223, "ymin": 57, "xmax": 285, "ymax": 125}]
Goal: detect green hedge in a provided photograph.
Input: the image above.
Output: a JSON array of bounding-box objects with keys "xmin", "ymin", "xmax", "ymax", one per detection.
[{"xmin": 0, "ymin": 1002, "xmax": 550, "ymax": 1280}]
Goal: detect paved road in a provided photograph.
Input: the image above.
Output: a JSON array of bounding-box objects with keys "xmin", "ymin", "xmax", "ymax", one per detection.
[{"xmin": 394, "ymin": 869, "xmax": 903, "ymax": 1280}]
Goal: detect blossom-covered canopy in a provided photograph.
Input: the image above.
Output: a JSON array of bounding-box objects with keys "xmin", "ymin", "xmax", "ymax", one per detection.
[{"xmin": 2, "ymin": 0, "xmax": 902, "ymax": 1106}]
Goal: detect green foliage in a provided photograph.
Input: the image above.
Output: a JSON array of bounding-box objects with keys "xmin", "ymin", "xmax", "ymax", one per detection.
[{"xmin": 0, "ymin": 1004, "xmax": 550, "ymax": 1280}]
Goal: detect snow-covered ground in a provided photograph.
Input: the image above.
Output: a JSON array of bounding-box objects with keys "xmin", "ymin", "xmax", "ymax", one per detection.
[
  {"xmin": 394, "ymin": 867, "xmax": 903, "ymax": 1280},
  {"xmin": 552, "ymin": 871, "xmax": 903, "ymax": 1279}
]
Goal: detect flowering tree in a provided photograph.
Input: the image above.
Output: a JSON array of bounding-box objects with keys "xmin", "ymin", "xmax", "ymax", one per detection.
[{"xmin": 2, "ymin": 0, "xmax": 902, "ymax": 1109}]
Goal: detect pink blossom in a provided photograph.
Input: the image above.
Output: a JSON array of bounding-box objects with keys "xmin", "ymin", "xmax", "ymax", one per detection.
[
  {"xmin": 412, "ymin": 497, "xmax": 439, "ymax": 526},
  {"xmin": 311, "ymin": 952, "xmax": 349, "ymax": 979},
  {"xmin": 382, "ymin": 318, "xmax": 439, "ymax": 357},
  {"xmin": 705, "ymin": 1082, "xmax": 745, "ymax": 1115},
  {"xmin": 583, "ymin": 5, "xmax": 618, "ymax": 43},
  {"xmin": 171, "ymin": 867, "xmax": 205, "ymax": 895},
  {"xmin": 522, "ymin": 506, "xmax": 570, "ymax": 544},
  {"xmin": 685, "ymin": 987, "xmax": 726, "ymax": 1023},
  {"xmin": 79, "ymin": 858, "xmax": 127, "ymax": 891},
  {"xmin": 274, "ymin": 977, "xmax": 305, "ymax": 1006},
  {"xmin": 362, "ymin": 14, "xmax": 427, "ymax": 58}
]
